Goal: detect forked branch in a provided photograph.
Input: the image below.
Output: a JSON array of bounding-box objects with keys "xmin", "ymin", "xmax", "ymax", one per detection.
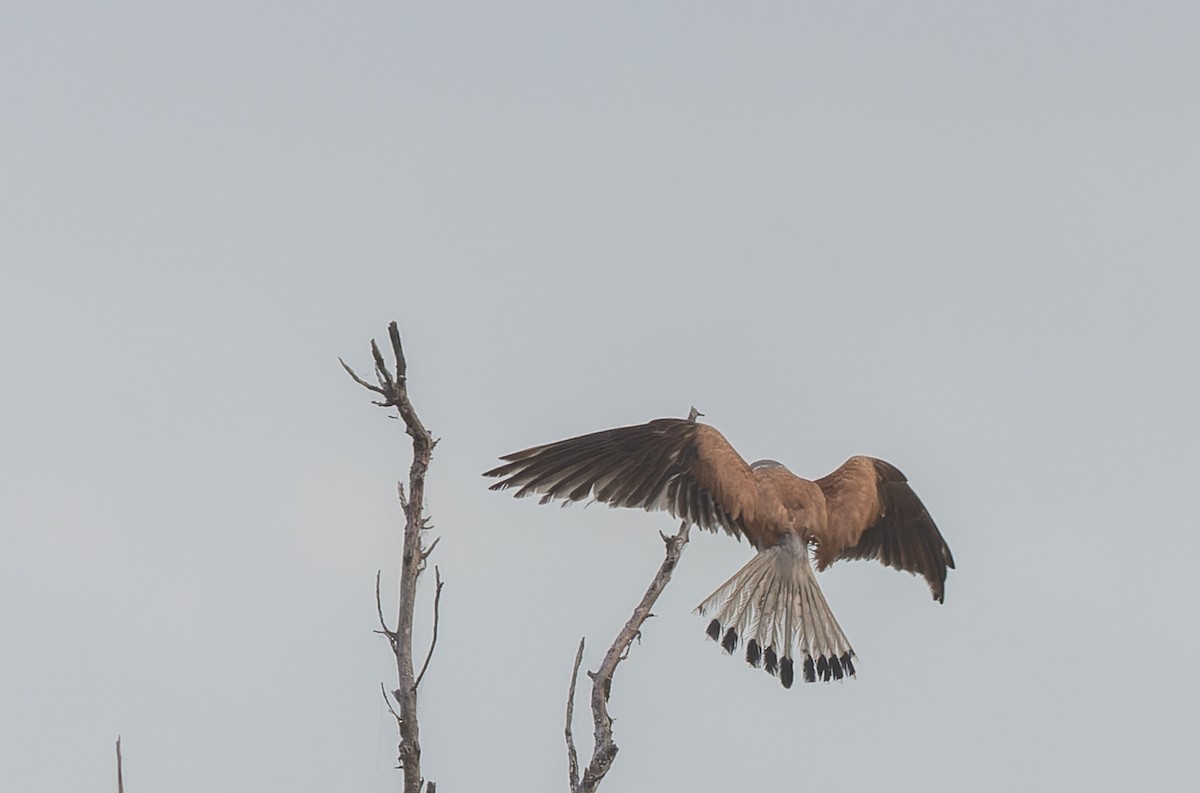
[{"xmin": 565, "ymin": 520, "xmax": 692, "ymax": 793}]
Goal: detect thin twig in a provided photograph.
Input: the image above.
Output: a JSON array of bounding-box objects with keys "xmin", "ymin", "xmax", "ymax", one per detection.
[
  {"xmin": 415, "ymin": 567, "xmax": 444, "ymax": 690},
  {"xmin": 339, "ymin": 357, "xmax": 386, "ymax": 397},
  {"xmin": 380, "ymin": 682, "xmax": 402, "ymax": 725},
  {"xmin": 375, "ymin": 570, "xmax": 394, "ymax": 639},
  {"xmin": 570, "ymin": 520, "xmax": 692, "ymax": 793},
  {"xmin": 565, "ymin": 637, "xmax": 586, "ymax": 792},
  {"xmin": 116, "ymin": 736, "xmax": 124, "ymax": 793},
  {"xmin": 371, "ymin": 340, "xmax": 396, "ymax": 396}
]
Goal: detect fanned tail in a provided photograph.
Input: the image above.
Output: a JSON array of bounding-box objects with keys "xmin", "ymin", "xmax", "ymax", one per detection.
[{"xmin": 695, "ymin": 534, "xmax": 855, "ymax": 688}]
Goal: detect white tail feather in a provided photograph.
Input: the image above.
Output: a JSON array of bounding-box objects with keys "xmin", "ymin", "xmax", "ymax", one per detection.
[{"xmin": 695, "ymin": 534, "xmax": 855, "ymax": 685}]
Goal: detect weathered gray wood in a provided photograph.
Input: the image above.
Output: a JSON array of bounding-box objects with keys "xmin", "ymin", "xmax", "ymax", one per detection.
[
  {"xmin": 566, "ymin": 521, "xmax": 691, "ymax": 793},
  {"xmin": 343, "ymin": 322, "xmax": 438, "ymax": 793}
]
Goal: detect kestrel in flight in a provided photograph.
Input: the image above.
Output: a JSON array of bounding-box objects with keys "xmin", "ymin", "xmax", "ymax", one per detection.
[{"xmin": 485, "ymin": 410, "xmax": 954, "ymax": 687}]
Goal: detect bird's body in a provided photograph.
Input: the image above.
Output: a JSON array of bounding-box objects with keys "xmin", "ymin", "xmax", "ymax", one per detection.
[{"xmin": 484, "ymin": 414, "xmax": 953, "ymax": 687}]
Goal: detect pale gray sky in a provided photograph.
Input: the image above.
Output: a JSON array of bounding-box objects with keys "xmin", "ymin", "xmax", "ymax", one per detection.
[{"xmin": 3, "ymin": 2, "xmax": 1198, "ymax": 791}]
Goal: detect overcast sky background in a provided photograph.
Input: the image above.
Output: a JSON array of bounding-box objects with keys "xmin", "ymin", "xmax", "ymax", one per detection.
[{"xmin": 3, "ymin": 2, "xmax": 1198, "ymax": 791}]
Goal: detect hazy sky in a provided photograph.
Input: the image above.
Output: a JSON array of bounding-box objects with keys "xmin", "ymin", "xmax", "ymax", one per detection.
[{"xmin": 3, "ymin": 2, "xmax": 1198, "ymax": 791}]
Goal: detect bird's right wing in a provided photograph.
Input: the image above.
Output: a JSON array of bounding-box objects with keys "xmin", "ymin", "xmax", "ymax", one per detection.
[
  {"xmin": 816, "ymin": 456, "xmax": 955, "ymax": 602},
  {"xmin": 484, "ymin": 418, "xmax": 758, "ymax": 539}
]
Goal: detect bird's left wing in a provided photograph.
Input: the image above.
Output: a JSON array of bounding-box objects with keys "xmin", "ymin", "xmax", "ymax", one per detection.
[
  {"xmin": 484, "ymin": 418, "xmax": 758, "ymax": 540},
  {"xmin": 815, "ymin": 456, "xmax": 955, "ymax": 602}
]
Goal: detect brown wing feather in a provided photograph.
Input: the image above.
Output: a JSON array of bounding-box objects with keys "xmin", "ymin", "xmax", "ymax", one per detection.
[
  {"xmin": 815, "ymin": 456, "xmax": 955, "ymax": 602},
  {"xmin": 483, "ymin": 419, "xmax": 758, "ymax": 539}
]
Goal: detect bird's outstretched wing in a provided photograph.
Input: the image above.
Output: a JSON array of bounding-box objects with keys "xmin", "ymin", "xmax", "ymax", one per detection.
[
  {"xmin": 815, "ymin": 456, "xmax": 955, "ymax": 602},
  {"xmin": 484, "ymin": 418, "xmax": 758, "ymax": 540}
]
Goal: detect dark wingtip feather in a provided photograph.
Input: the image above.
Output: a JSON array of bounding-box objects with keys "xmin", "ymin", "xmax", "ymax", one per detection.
[
  {"xmin": 829, "ymin": 654, "xmax": 844, "ymax": 681},
  {"xmin": 745, "ymin": 639, "xmax": 761, "ymax": 668},
  {"xmin": 706, "ymin": 619, "xmax": 721, "ymax": 642},
  {"xmin": 780, "ymin": 657, "xmax": 794, "ymax": 688},
  {"xmin": 803, "ymin": 655, "xmax": 816, "ymax": 683},
  {"xmin": 841, "ymin": 652, "xmax": 856, "ymax": 677},
  {"xmin": 764, "ymin": 647, "xmax": 778, "ymax": 676},
  {"xmin": 482, "ymin": 459, "xmax": 520, "ymax": 479},
  {"xmin": 816, "ymin": 655, "xmax": 830, "ymax": 682},
  {"xmin": 721, "ymin": 627, "xmax": 738, "ymax": 654}
]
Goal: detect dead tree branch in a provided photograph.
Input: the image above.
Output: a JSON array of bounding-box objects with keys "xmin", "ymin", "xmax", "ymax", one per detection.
[
  {"xmin": 566, "ymin": 520, "xmax": 692, "ymax": 793},
  {"xmin": 565, "ymin": 638, "xmax": 586, "ymax": 791},
  {"xmin": 343, "ymin": 321, "xmax": 439, "ymax": 793},
  {"xmin": 415, "ymin": 566, "xmax": 444, "ymax": 690},
  {"xmin": 116, "ymin": 736, "xmax": 125, "ymax": 793}
]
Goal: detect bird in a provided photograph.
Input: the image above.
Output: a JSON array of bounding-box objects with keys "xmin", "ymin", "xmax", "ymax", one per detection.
[{"xmin": 483, "ymin": 408, "xmax": 954, "ymax": 688}]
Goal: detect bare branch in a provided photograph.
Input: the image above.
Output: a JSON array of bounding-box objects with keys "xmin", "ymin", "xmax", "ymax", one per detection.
[
  {"xmin": 380, "ymin": 682, "xmax": 402, "ymax": 726},
  {"xmin": 339, "ymin": 357, "xmax": 386, "ymax": 396},
  {"xmin": 371, "ymin": 339, "xmax": 396, "ymax": 396},
  {"xmin": 116, "ymin": 736, "xmax": 124, "ymax": 793},
  {"xmin": 571, "ymin": 520, "xmax": 692, "ymax": 793},
  {"xmin": 415, "ymin": 567, "xmax": 444, "ymax": 690},
  {"xmin": 565, "ymin": 637, "xmax": 586, "ymax": 792},
  {"xmin": 375, "ymin": 570, "xmax": 395, "ymax": 639},
  {"xmin": 388, "ymin": 321, "xmax": 407, "ymax": 380},
  {"xmin": 343, "ymin": 322, "xmax": 438, "ymax": 793}
]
